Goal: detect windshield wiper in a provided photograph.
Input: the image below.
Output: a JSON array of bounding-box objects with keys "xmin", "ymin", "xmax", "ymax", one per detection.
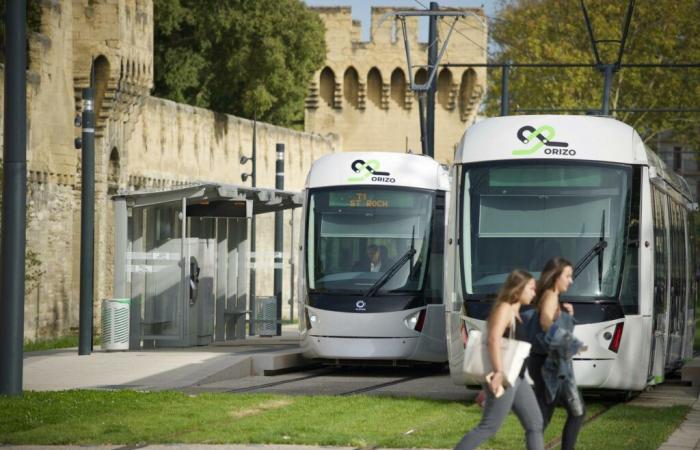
[
  {"xmin": 365, "ymin": 227, "xmax": 416, "ymax": 298},
  {"xmin": 573, "ymin": 210, "xmax": 607, "ymax": 291}
]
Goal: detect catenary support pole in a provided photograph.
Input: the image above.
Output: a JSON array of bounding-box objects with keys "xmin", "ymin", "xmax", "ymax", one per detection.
[
  {"xmin": 0, "ymin": 0, "xmax": 28, "ymax": 396},
  {"xmin": 601, "ymin": 64, "xmax": 615, "ymax": 115},
  {"xmin": 274, "ymin": 144, "xmax": 285, "ymax": 336},
  {"xmin": 79, "ymin": 82, "xmax": 96, "ymax": 356},
  {"xmin": 248, "ymin": 116, "xmax": 257, "ymax": 336},
  {"xmin": 500, "ymin": 62, "xmax": 510, "ymax": 116},
  {"xmin": 426, "ymin": 1, "xmax": 438, "ymax": 158}
]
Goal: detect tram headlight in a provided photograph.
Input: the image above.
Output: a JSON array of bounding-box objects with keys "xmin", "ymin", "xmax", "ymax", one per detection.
[
  {"xmin": 404, "ymin": 309, "xmax": 426, "ymax": 332},
  {"xmin": 306, "ymin": 311, "xmax": 319, "ymax": 329}
]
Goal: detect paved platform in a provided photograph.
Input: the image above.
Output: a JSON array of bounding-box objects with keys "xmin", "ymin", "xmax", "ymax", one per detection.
[{"xmin": 23, "ymin": 326, "xmax": 307, "ymax": 392}]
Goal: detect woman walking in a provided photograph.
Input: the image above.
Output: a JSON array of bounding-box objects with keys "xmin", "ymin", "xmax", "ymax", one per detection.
[
  {"xmin": 529, "ymin": 257, "xmax": 585, "ymax": 450},
  {"xmin": 454, "ymin": 270, "xmax": 544, "ymax": 450}
]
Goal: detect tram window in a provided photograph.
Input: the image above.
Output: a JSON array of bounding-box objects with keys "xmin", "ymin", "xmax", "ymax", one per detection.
[
  {"xmin": 461, "ymin": 162, "xmax": 632, "ymax": 298},
  {"xmin": 619, "ymin": 167, "xmax": 641, "ymax": 314},
  {"xmin": 306, "ymin": 188, "xmax": 435, "ymax": 293}
]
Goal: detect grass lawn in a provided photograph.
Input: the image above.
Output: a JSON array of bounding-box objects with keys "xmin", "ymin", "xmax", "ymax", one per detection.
[
  {"xmin": 23, "ymin": 335, "xmax": 100, "ymax": 353},
  {"xmin": 0, "ymin": 391, "xmax": 689, "ymax": 449}
]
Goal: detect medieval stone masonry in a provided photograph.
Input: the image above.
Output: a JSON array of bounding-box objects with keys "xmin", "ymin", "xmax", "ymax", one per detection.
[
  {"xmin": 3, "ymin": 1, "xmax": 485, "ymax": 340},
  {"xmin": 305, "ymin": 6, "xmax": 488, "ymax": 163}
]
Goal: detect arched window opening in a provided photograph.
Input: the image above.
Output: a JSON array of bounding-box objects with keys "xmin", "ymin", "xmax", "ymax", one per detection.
[
  {"xmin": 319, "ymin": 67, "xmax": 336, "ymax": 108},
  {"xmin": 459, "ymin": 69, "xmax": 477, "ymax": 118},
  {"xmin": 367, "ymin": 67, "xmax": 383, "ymax": 107},
  {"xmin": 437, "ymin": 68, "xmax": 453, "ymax": 109},
  {"xmin": 108, "ymin": 147, "xmax": 120, "ymax": 194},
  {"xmin": 343, "ymin": 67, "xmax": 359, "ymax": 109},
  {"xmin": 414, "ymin": 68, "xmax": 428, "ymax": 87},
  {"xmin": 390, "ymin": 68, "xmax": 406, "ymax": 108},
  {"xmin": 92, "ymin": 55, "xmax": 111, "ymax": 122}
]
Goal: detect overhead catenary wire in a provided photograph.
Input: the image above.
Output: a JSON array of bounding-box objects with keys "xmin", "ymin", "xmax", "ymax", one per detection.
[{"xmin": 412, "ymin": 0, "xmax": 487, "ymax": 54}]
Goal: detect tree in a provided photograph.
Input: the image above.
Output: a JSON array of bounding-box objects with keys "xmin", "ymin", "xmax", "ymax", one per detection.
[
  {"xmin": 487, "ymin": 0, "xmax": 700, "ymax": 146},
  {"xmin": 0, "ymin": 0, "xmax": 44, "ymax": 63},
  {"xmin": 153, "ymin": 0, "xmax": 327, "ymax": 127}
]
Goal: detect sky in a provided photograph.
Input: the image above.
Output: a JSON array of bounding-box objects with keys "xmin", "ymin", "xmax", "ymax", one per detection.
[{"xmin": 303, "ymin": 0, "xmax": 499, "ymax": 43}]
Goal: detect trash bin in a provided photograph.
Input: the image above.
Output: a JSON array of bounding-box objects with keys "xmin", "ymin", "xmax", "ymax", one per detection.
[
  {"xmin": 102, "ymin": 298, "xmax": 131, "ymax": 351},
  {"xmin": 255, "ymin": 296, "xmax": 277, "ymax": 336}
]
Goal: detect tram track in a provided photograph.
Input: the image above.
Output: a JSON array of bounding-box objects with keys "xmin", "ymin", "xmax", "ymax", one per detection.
[
  {"xmin": 338, "ymin": 372, "xmax": 434, "ymax": 396},
  {"xmin": 223, "ymin": 366, "xmax": 439, "ymax": 396},
  {"xmin": 224, "ymin": 367, "xmax": 338, "ymax": 393}
]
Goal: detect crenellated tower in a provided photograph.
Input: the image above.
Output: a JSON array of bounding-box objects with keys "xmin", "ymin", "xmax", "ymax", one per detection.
[{"xmin": 305, "ymin": 6, "xmax": 487, "ymax": 163}]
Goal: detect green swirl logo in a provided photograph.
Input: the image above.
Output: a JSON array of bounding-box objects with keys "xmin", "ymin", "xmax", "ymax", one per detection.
[
  {"xmin": 513, "ymin": 125, "xmax": 568, "ymax": 156},
  {"xmin": 347, "ymin": 159, "xmax": 390, "ymax": 182}
]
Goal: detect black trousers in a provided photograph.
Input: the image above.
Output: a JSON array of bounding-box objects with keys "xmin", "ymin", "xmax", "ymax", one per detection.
[{"xmin": 528, "ymin": 354, "xmax": 585, "ymax": 450}]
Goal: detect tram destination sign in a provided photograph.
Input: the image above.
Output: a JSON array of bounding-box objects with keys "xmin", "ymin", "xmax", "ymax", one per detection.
[{"xmin": 329, "ymin": 190, "xmax": 414, "ymax": 208}]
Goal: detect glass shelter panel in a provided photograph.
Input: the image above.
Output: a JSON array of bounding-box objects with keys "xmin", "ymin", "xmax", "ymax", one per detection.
[{"xmin": 131, "ymin": 202, "xmax": 184, "ymax": 341}]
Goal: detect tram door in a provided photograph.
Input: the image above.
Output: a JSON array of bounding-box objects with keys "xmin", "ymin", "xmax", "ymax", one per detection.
[{"xmin": 649, "ymin": 188, "xmax": 669, "ymax": 382}]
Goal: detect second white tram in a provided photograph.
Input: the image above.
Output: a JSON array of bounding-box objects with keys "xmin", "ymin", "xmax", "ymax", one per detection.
[
  {"xmin": 299, "ymin": 152, "xmax": 449, "ymax": 363},
  {"xmin": 445, "ymin": 115, "xmax": 697, "ymax": 391}
]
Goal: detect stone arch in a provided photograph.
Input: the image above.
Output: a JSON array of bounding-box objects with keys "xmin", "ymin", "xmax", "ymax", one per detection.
[
  {"xmin": 319, "ymin": 67, "xmax": 335, "ymax": 108},
  {"xmin": 390, "ymin": 68, "xmax": 406, "ymax": 108},
  {"xmin": 437, "ymin": 68, "xmax": 453, "ymax": 109},
  {"xmin": 92, "ymin": 55, "xmax": 110, "ymax": 122},
  {"xmin": 367, "ymin": 67, "xmax": 383, "ymax": 108},
  {"xmin": 108, "ymin": 147, "xmax": 120, "ymax": 194},
  {"xmin": 414, "ymin": 68, "xmax": 428, "ymax": 86},
  {"xmin": 343, "ymin": 67, "xmax": 359, "ymax": 108},
  {"xmin": 459, "ymin": 68, "xmax": 478, "ymax": 118}
]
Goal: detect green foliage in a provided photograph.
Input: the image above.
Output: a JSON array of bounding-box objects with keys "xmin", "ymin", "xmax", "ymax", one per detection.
[
  {"xmin": 23, "ymin": 334, "xmax": 100, "ymax": 353},
  {"xmin": 488, "ymin": 0, "xmax": 700, "ymax": 146},
  {"xmin": 0, "ymin": 390, "xmax": 689, "ymax": 449},
  {"xmin": 153, "ymin": 0, "xmax": 326, "ymax": 127},
  {"xmin": 0, "ymin": 0, "xmax": 44, "ymax": 63}
]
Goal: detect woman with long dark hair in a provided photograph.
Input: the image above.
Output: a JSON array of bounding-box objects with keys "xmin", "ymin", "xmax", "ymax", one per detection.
[
  {"xmin": 454, "ymin": 270, "xmax": 544, "ymax": 450},
  {"xmin": 529, "ymin": 257, "xmax": 585, "ymax": 450}
]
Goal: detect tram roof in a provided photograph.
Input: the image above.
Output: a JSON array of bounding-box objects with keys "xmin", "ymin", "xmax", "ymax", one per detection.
[
  {"xmin": 456, "ymin": 115, "xmax": 650, "ymax": 165},
  {"xmin": 306, "ymin": 151, "xmax": 449, "ymax": 191},
  {"xmin": 456, "ymin": 115, "xmax": 694, "ymax": 201},
  {"xmin": 112, "ymin": 182, "xmax": 302, "ymax": 216}
]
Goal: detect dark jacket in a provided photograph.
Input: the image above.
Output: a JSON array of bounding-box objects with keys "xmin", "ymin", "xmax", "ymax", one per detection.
[{"xmin": 540, "ymin": 312, "xmax": 585, "ymax": 416}]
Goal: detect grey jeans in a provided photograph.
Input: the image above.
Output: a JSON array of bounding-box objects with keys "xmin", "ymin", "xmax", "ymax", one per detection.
[{"xmin": 454, "ymin": 377, "xmax": 544, "ymax": 450}]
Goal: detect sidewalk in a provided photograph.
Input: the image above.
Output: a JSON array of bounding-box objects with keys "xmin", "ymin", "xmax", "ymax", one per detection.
[
  {"xmin": 0, "ymin": 446, "xmax": 450, "ymax": 450},
  {"xmin": 657, "ymin": 394, "xmax": 700, "ymax": 449}
]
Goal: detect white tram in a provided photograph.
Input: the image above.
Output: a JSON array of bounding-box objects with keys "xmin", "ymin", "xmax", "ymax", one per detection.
[
  {"xmin": 445, "ymin": 115, "xmax": 697, "ymax": 390},
  {"xmin": 299, "ymin": 152, "xmax": 449, "ymax": 363}
]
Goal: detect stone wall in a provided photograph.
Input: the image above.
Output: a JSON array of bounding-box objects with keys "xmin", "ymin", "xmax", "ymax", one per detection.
[
  {"xmin": 5, "ymin": 1, "xmax": 485, "ymax": 340},
  {"xmin": 305, "ymin": 6, "xmax": 488, "ymax": 164},
  {"xmin": 1, "ymin": 0, "xmax": 338, "ymax": 340}
]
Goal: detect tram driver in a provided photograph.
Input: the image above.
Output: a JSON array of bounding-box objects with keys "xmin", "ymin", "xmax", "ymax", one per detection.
[{"xmin": 352, "ymin": 244, "xmax": 388, "ymax": 272}]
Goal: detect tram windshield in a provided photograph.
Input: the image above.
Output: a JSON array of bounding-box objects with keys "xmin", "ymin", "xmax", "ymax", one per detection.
[
  {"xmin": 307, "ymin": 187, "xmax": 434, "ymax": 294},
  {"xmin": 461, "ymin": 162, "xmax": 632, "ymax": 299}
]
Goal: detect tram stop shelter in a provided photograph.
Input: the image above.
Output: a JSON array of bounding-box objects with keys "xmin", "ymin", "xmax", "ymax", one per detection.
[{"xmin": 112, "ymin": 183, "xmax": 302, "ymax": 349}]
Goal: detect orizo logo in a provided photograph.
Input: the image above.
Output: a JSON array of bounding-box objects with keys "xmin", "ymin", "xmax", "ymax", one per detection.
[
  {"xmin": 347, "ymin": 159, "xmax": 396, "ymax": 183},
  {"xmin": 513, "ymin": 125, "xmax": 576, "ymax": 156},
  {"xmin": 355, "ymin": 300, "xmax": 367, "ymax": 311}
]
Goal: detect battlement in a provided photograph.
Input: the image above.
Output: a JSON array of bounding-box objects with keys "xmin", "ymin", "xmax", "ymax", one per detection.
[
  {"xmin": 306, "ymin": 5, "xmax": 488, "ymax": 163},
  {"xmin": 312, "ymin": 5, "xmax": 485, "ymax": 51}
]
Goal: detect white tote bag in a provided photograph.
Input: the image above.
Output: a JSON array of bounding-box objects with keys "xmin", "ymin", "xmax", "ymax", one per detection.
[{"xmin": 462, "ymin": 314, "xmax": 532, "ymax": 388}]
